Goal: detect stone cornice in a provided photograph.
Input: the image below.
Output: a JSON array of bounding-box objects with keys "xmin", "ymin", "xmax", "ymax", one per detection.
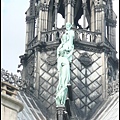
[
  {"xmin": 106, "ymin": 19, "xmax": 117, "ymax": 27},
  {"xmin": 74, "ymin": 41, "xmax": 103, "ymax": 53},
  {"xmin": 74, "ymin": 40, "xmax": 113, "ymax": 54},
  {"xmin": 37, "ymin": 41, "xmax": 59, "ymax": 52},
  {"xmin": 26, "ymin": 15, "xmax": 35, "ymax": 22},
  {"xmin": 32, "ymin": 40, "xmax": 113, "ymax": 54},
  {"xmin": 64, "ymin": 0, "xmax": 75, "ymax": 7},
  {"xmin": 94, "ymin": 4, "xmax": 107, "ymax": 12},
  {"xmin": 1, "ymin": 93, "xmax": 24, "ymax": 112}
]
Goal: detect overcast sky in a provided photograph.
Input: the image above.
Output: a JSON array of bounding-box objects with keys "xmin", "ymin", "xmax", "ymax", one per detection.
[{"xmin": 1, "ymin": 0, "xmax": 119, "ymax": 75}]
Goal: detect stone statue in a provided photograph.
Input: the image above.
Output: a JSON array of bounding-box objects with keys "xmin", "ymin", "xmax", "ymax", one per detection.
[
  {"xmin": 56, "ymin": 22, "xmax": 75, "ymax": 106},
  {"xmin": 107, "ymin": 65, "xmax": 113, "ymax": 82}
]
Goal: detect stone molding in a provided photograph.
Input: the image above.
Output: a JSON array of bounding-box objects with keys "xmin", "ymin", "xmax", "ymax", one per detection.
[{"xmin": 1, "ymin": 93, "xmax": 24, "ymax": 112}]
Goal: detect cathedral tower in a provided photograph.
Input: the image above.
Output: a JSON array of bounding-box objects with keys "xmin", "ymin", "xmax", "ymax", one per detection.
[{"xmin": 19, "ymin": 0, "xmax": 118, "ymax": 119}]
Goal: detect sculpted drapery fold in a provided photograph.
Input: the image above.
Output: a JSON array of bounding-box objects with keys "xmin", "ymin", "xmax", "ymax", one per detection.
[{"xmin": 56, "ymin": 22, "xmax": 75, "ymax": 106}]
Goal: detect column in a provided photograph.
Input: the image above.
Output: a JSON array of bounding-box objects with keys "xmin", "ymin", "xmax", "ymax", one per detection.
[
  {"xmin": 101, "ymin": 4, "xmax": 106, "ymax": 42},
  {"xmin": 90, "ymin": 1, "xmax": 95, "ymax": 42},
  {"xmin": 82, "ymin": 0, "xmax": 87, "ymax": 41},
  {"xmin": 82, "ymin": 0, "xmax": 87, "ymax": 29},
  {"xmin": 56, "ymin": 105, "xmax": 65, "ymax": 120},
  {"xmin": 33, "ymin": 2, "xmax": 43, "ymax": 97},
  {"xmin": 25, "ymin": 21, "xmax": 30, "ymax": 50},
  {"xmin": 47, "ymin": 1, "xmax": 53, "ymax": 31},
  {"xmin": 101, "ymin": 52, "xmax": 107, "ymax": 99},
  {"xmin": 94, "ymin": 1, "xmax": 106, "ymax": 42},
  {"xmin": 37, "ymin": 2, "xmax": 44, "ymax": 40},
  {"xmin": 54, "ymin": 1, "xmax": 59, "ymax": 29},
  {"xmin": 43, "ymin": 2, "xmax": 49, "ymax": 31},
  {"xmin": 64, "ymin": 0, "xmax": 73, "ymax": 24},
  {"xmin": 71, "ymin": 0, "xmax": 75, "ymax": 25},
  {"xmin": 109, "ymin": 23, "xmax": 116, "ymax": 49}
]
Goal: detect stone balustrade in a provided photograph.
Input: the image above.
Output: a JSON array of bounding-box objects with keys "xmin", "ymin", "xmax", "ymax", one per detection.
[
  {"xmin": 41, "ymin": 27, "xmax": 101, "ymax": 43},
  {"xmin": 1, "ymin": 68, "xmax": 24, "ymax": 120},
  {"xmin": 1, "ymin": 68, "xmax": 27, "ymax": 90},
  {"xmin": 1, "ymin": 81, "xmax": 19, "ymax": 98}
]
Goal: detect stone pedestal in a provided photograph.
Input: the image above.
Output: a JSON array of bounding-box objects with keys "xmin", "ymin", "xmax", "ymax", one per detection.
[
  {"xmin": 1, "ymin": 81, "xmax": 24, "ymax": 120},
  {"xmin": 1, "ymin": 93, "xmax": 24, "ymax": 120},
  {"xmin": 56, "ymin": 105, "xmax": 65, "ymax": 120}
]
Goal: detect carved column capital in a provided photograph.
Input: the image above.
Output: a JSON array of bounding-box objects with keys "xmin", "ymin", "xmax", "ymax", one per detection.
[
  {"xmin": 39, "ymin": 2, "xmax": 49, "ymax": 11},
  {"xmin": 94, "ymin": 5, "xmax": 106, "ymax": 12},
  {"xmin": 54, "ymin": 2, "xmax": 58, "ymax": 7},
  {"xmin": 82, "ymin": 2, "xmax": 87, "ymax": 8},
  {"xmin": 82, "ymin": 0, "xmax": 87, "ymax": 8},
  {"xmin": 42, "ymin": 3, "xmax": 49, "ymax": 11},
  {"xmin": 64, "ymin": 0, "xmax": 72, "ymax": 6},
  {"xmin": 71, "ymin": 0, "xmax": 76, "ymax": 7},
  {"xmin": 55, "ymin": 0, "xmax": 59, "ymax": 4},
  {"xmin": 39, "ymin": 3, "xmax": 44, "ymax": 10}
]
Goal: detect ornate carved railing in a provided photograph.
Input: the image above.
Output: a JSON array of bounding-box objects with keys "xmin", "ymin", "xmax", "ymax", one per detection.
[
  {"xmin": 1, "ymin": 68, "xmax": 37, "ymax": 95},
  {"xmin": 1, "ymin": 68, "xmax": 26, "ymax": 90},
  {"xmin": 41, "ymin": 28, "xmax": 101, "ymax": 43},
  {"xmin": 41, "ymin": 28, "xmax": 65, "ymax": 42},
  {"xmin": 108, "ymin": 79, "xmax": 119, "ymax": 96}
]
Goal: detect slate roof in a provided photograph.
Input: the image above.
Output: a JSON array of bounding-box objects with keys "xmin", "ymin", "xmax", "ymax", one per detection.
[
  {"xmin": 17, "ymin": 91, "xmax": 119, "ymax": 120},
  {"xmin": 91, "ymin": 92, "xmax": 119, "ymax": 120},
  {"xmin": 17, "ymin": 91, "xmax": 48, "ymax": 120}
]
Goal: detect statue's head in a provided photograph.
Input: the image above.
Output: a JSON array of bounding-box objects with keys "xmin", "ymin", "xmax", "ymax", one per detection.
[{"xmin": 65, "ymin": 22, "xmax": 72, "ymax": 30}]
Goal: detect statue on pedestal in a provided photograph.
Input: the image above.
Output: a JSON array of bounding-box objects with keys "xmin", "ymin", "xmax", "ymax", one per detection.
[{"xmin": 56, "ymin": 22, "xmax": 75, "ymax": 106}]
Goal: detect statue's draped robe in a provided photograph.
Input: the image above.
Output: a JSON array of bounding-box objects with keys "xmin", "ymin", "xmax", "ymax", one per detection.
[{"xmin": 56, "ymin": 23, "xmax": 74, "ymax": 106}]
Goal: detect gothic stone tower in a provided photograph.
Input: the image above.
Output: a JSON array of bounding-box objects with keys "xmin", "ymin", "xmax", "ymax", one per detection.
[{"xmin": 19, "ymin": 0, "xmax": 118, "ymax": 119}]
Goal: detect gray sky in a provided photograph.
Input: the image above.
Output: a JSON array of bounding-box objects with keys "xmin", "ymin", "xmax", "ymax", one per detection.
[
  {"xmin": 1, "ymin": 0, "xmax": 119, "ymax": 75},
  {"xmin": 1, "ymin": 0, "xmax": 29, "ymax": 75}
]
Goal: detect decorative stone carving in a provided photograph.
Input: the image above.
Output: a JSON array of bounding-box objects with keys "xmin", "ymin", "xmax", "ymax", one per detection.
[
  {"xmin": 79, "ymin": 52, "xmax": 93, "ymax": 68},
  {"xmin": 46, "ymin": 51, "xmax": 57, "ymax": 66},
  {"xmin": 108, "ymin": 80, "xmax": 119, "ymax": 96}
]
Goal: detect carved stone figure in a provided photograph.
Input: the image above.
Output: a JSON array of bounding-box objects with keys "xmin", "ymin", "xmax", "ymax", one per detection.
[
  {"xmin": 57, "ymin": 22, "xmax": 74, "ymax": 63},
  {"xmin": 56, "ymin": 22, "xmax": 74, "ymax": 106},
  {"xmin": 107, "ymin": 65, "xmax": 113, "ymax": 82}
]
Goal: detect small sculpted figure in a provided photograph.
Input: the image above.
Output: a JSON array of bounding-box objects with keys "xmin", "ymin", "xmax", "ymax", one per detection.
[{"xmin": 56, "ymin": 22, "xmax": 75, "ymax": 106}]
